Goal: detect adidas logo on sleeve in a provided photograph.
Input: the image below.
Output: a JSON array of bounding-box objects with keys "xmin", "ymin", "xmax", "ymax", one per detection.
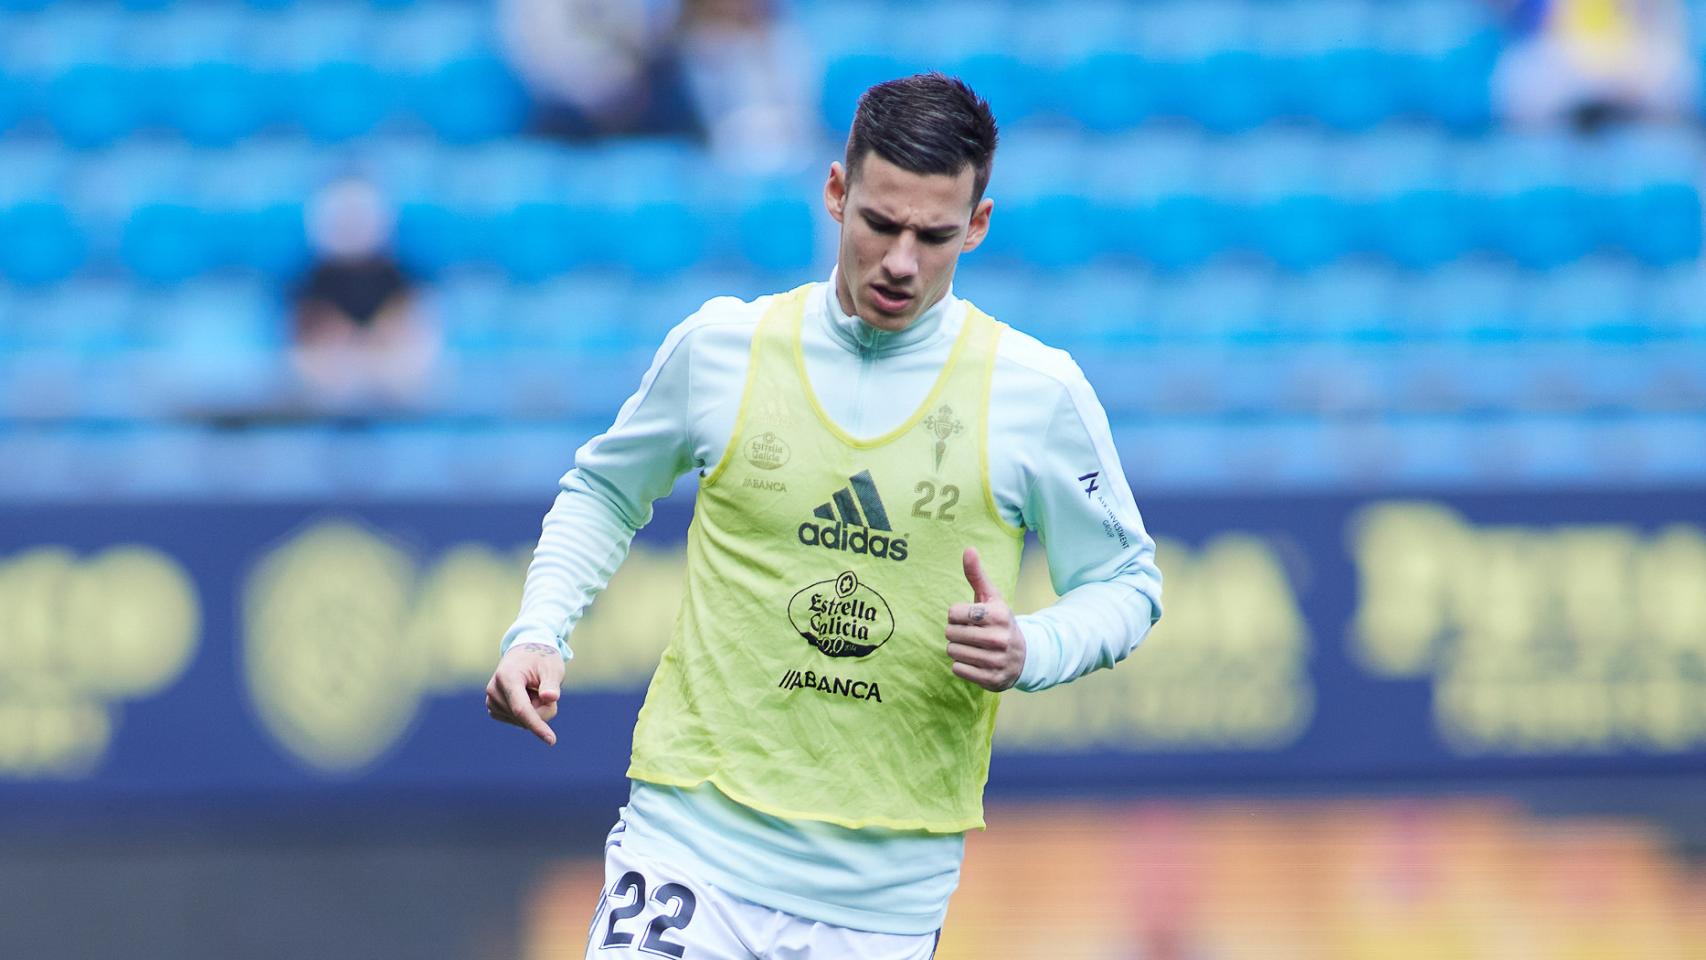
[{"xmin": 795, "ymin": 470, "xmax": 909, "ymax": 561}]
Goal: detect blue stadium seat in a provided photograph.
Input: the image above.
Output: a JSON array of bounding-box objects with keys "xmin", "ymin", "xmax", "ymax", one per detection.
[
  {"xmin": 1040, "ymin": 266, "xmax": 1154, "ymax": 350},
  {"xmin": 1149, "ymin": 264, "xmax": 1274, "ymax": 343},
  {"xmin": 135, "ymin": 276, "xmax": 283, "ymax": 352},
  {"xmin": 731, "ymin": 177, "xmax": 818, "ymax": 274},
  {"xmin": 176, "ymin": 60, "xmax": 269, "ymax": 146},
  {"xmin": 1263, "ymin": 0, "xmax": 1396, "ymax": 130},
  {"xmin": 596, "ymin": 140, "xmax": 708, "ymax": 277},
  {"xmin": 397, "ymin": 198, "xmax": 470, "ymax": 279},
  {"xmin": 1273, "ymin": 264, "xmax": 1400, "ymax": 342},
  {"xmin": 431, "ymin": 272, "xmax": 510, "ymax": 353},
  {"xmin": 415, "ymin": 55, "xmax": 529, "ymax": 144},
  {"xmin": 1334, "ymin": 131, "xmax": 1467, "ymax": 269},
  {"xmin": 1057, "ymin": 50, "xmax": 1154, "ymax": 132},
  {"xmin": 30, "ymin": 279, "xmax": 138, "ymax": 353},
  {"xmin": 0, "ymin": 61, "xmax": 26, "ymax": 135},
  {"xmin": 47, "ymin": 62, "xmax": 139, "ymax": 148},
  {"xmin": 193, "ymin": 139, "xmax": 326, "ymax": 281},
  {"xmin": 1385, "ymin": 2, "xmax": 1492, "ymax": 127},
  {"xmin": 1224, "ymin": 132, "xmax": 1349, "ymax": 272},
  {"xmin": 297, "ymin": 59, "xmax": 394, "ymax": 142},
  {"xmin": 507, "ymin": 273, "xmax": 634, "ymax": 352},
  {"xmin": 1397, "ymin": 258, "xmax": 1521, "ymax": 341},
  {"xmin": 122, "ymin": 202, "xmax": 216, "ymax": 285},
  {"xmin": 1183, "ymin": 49, "xmax": 1278, "ymax": 134},
  {"xmin": 494, "ymin": 201, "xmax": 594, "ymax": 282},
  {"xmin": 1470, "ymin": 134, "xmax": 1599, "ymax": 269},
  {"xmin": 952, "ymin": 262, "xmax": 1034, "ymax": 330},
  {"xmin": 983, "ymin": 133, "xmax": 1092, "ymax": 269},
  {"xmin": 1517, "ymin": 259, "xmax": 1643, "ymax": 341},
  {"xmin": 0, "ymin": 202, "xmax": 85, "ymax": 286},
  {"xmin": 1029, "ymin": 1, "xmax": 1146, "ymax": 130},
  {"xmin": 1640, "ymin": 264, "xmax": 1706, "ymax": 338},
  {"xmin": 1300, "ymin": 48, "xmax": 1399, "ymax": 132},
  {"xmin": 1598, "ymin": 128, "xmax": 1705, "ymax": 266}
]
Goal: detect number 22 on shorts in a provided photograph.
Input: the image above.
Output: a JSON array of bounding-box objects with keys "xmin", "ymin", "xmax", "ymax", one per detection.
[{"xmin": 597, "ymin": 870, "xmax": 698, "ymax": 958}]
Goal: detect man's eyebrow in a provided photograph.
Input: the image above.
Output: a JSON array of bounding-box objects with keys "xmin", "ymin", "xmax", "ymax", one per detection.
[{"xmin": 862, "ymin": 210, "xmax": 960, "ymax": 236}]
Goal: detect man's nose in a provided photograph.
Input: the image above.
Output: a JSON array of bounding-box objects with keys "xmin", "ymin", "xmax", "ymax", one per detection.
[{"xmin": 882, "ymin": 235, "xmax": 918, "ymax": 280}]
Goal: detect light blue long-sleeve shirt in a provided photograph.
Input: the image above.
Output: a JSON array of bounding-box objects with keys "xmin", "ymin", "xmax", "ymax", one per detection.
[{"xmin": 502, "ymin": 272, "xmax": 1162, "ymax": 934}]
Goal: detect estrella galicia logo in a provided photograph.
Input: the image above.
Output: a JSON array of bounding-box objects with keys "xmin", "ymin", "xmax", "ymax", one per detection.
[
  {"xmin": 744, "ymin": 432, "xmax": 790, "ymax": 470},
  {"xmin": 796, "ymin": 469, "xmax": 909, "ymax": 561},
  {"xmin": 788, "ymin": 571, "xmax": 895, "ymax": 658}
]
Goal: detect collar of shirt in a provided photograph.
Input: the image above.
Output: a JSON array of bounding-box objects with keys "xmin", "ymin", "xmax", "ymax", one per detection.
[{"xmin": 817, "ymin": 268, "xmax": 957, "ymax": 357}]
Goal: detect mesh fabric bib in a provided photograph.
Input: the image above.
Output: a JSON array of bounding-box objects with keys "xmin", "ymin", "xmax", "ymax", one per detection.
[{"xmin": 627, "ymin": 285, "xmax": 1024, "ymax": 832}]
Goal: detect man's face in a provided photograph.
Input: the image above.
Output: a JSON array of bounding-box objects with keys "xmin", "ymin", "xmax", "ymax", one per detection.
[{"xmin": 824, "ymin": 152, "xmax": 993, "ymax": 332}]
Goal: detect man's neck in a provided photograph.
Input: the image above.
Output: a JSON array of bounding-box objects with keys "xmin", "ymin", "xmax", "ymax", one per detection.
[{"xmin": 824, "ymin": 269, "xmax": 953, "ymax": 354}]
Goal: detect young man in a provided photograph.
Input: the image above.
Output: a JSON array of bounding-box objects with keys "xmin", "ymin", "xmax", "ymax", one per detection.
[{"xmin": 486, "ymin": 73, "xmax": 1163, "ymax": 959}]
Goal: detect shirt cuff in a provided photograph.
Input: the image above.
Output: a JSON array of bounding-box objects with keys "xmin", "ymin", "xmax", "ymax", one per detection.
[
  {"xmin": 1013, "ymin": 614, "xmax": 1059, "ymax": 693},
  {"xmin": 500, "ymin": 623, "xmax": 573, "ymax": 661}
]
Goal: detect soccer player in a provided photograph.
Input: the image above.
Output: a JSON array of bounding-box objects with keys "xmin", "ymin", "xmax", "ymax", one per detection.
[{"xmin": 486, "ymin": 72, "xmax": 1162, "ymax": 959}]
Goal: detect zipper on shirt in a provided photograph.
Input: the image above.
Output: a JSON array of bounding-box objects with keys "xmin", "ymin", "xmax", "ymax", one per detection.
[{"xmin": 852, "ymin": 340, "xmax": 877, "ymax": 437}]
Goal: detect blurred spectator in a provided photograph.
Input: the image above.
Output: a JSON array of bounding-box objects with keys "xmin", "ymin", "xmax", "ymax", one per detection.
[
  {"xmin": 1491, "ymin": 0, "xmax": 1696, "ymax": 132},
  {"xmin": 676, "ymin": 0, "xmax": 813, "ymax": 173},
  {"xmin": 291, "ymin": 177, "xmax": 439, "ymax": 408},
  {"xmin": 497, "ymin": 0, "xmax": 702, "ymax": 139}
]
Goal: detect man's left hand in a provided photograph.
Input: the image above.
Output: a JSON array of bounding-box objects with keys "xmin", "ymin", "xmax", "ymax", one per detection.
[{"xmin": 945, "ymin": 547, "xmax": 1026, "ymax": 691}]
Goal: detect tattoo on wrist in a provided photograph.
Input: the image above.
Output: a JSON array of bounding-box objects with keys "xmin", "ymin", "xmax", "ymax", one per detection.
[{"xmin": 513, "ymin": 642, "xmax": 558, "ymax": 658}]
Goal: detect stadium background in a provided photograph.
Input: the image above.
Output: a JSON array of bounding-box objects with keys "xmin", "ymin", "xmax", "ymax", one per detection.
[{"xmin": 2, "ymin": 0, "xmax": 1705, "ymax": 956}]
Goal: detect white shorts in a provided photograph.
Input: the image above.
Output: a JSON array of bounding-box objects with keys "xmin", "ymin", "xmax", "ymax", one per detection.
[{"xmin": 584, "ymin": 822, "xmax": 941, "ymax": 960}]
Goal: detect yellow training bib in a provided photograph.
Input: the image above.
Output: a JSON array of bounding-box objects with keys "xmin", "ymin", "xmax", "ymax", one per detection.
[{"xmin": 627, "ymin": 285, "xmax": 1024, "ymax": 832}]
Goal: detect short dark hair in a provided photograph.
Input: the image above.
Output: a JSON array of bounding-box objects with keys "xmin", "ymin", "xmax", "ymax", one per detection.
[{"xmin": 846, "ymin": 72, "xmax": 999, "ymax": 205}]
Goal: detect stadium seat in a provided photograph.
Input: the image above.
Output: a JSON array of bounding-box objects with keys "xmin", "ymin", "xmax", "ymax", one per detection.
[
  {"xmin": 1057, "ymin": 50, "xmax": 1153, "ymax": 132},
  {"xmin": 415, "ymin": 55, "xmax": 529, "ymax": 144},
  {"xmin": 0, "ymin": 202, "xmax": 86, "ymax": 286},
  {"xmin": 122, "ymin": 202, "xmax": 216, "ymax": 285},
  {"xmin": 1149, "ymin": 264, "xmax": 1274, "ymax": 343},
  {"xmin": 1397, "ymin": 258, "xmax": 1522, "ymax": 341},
  {"xmin": 1597, "ymin": 128, "xmax": 1705, "ymax": 266},
  {"xmin": 1272, "ymin": 263, "xmax": 1400, "ymax": 342},
  {"xmin": 1040, "ymin": 265, "xmax": 1155, "ymax": 350},
  {"xmin": 1517, "ymin": 259, "xmax": 1643, "ymax": 342},
  {"xmin": 1225, "ymin": 132, "xmax": 1350, "ymax": 272},
  {"xmin": 430, "ymin": 272, "xmax": 509, "ymax": 353},
  {"xmin": 1299, "ymin": 49, "xmax": 1399, "ymax": 132},
  {"xmin": 30, "ymin": 278, "xmax": 138, "ymax": 354},
  {"xmin": 47, "ymin": 62, "xmax": 139, "ymax": 148},
  {"xmin": 1643, "ymin": 263, "xmax": 1706, "ymax": 337},
  {"xmin": 507, "ymin": 273, "xmax": 634, "ymax": 353},
  {"xmin": 594, "ymin": 140, "xmax": 709, "ymax": 277},
  {"xmin": 1469, "ymin": 134, "xmax": 1599, "ymax": 269},
  {"xmin": 732, "ymin": 178, "xmax": 819, "ymax": 274},
  {"xmin": 0, "ymin": 62, "xmax": 26, "ymax": 135}
]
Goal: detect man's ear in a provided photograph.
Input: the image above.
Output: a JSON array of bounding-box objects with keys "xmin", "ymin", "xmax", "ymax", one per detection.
[
  {"xmin": 824, "ymin": 161, "xmax": 848, "ymax": 224},
  {"xmin": 961, "ymin": 197, "xmax": 994, "ymax": 253}
]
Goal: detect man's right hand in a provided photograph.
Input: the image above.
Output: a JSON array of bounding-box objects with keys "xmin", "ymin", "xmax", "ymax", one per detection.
[{"xmin": 485, "ymin": 642, "xmax": 566, "ymax": 746}]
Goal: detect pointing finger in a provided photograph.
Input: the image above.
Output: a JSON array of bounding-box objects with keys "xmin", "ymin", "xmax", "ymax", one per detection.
[{"xmin": 503, "ymin": 677, "xmax": 556, "ymax": 746}]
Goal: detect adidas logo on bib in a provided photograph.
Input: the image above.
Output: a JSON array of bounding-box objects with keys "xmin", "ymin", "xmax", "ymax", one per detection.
[{"xmin": 796, "ymin": 470, "xmax": 909, "ymax": 562}]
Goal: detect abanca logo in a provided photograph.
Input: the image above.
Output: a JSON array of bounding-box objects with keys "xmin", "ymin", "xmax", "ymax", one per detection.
[{"xmin": 796, "ymin": 470, "xmax": 909, "ymax": 561}]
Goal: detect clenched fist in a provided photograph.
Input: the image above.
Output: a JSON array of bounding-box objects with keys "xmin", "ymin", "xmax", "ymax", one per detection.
[{"xmin": 945, "ymin": 547, "xmax": 1026, "ymax": 691}]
